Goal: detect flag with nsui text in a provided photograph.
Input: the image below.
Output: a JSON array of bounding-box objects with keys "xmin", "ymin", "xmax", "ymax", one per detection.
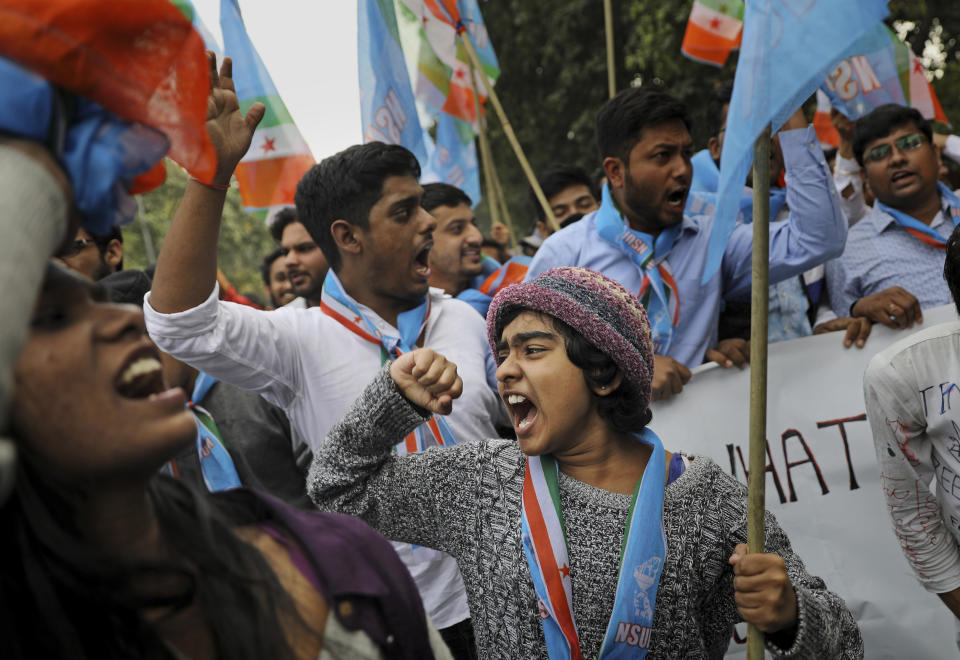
[
  {"xmin": 822, "ymin": 22, "xmax": 949, "ymax": 126},
  {"xmin": 680, "ymin": 0, "xmax": 744, "ymax": 67},
  {"xmin": 220, "ymin": 0, "xmax": 315, "ymax": 223},
  {"xmin": 704, "ymin": 0, "xmax": 890, "ymax": 283}
]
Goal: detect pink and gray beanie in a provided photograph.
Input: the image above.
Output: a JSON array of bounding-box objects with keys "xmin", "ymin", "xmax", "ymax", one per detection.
[{"xmin": 486, "ymin": 267, "xmax": 654, "ymax": 407}]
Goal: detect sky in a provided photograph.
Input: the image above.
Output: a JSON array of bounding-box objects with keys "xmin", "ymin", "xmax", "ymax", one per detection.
[{"xmin": 193, "ymin": 0, "xmax": 362, "ymax": 160}]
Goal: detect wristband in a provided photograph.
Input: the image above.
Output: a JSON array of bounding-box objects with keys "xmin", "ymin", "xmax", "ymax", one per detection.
[{"xmin": 190, "ymin": 176, "xmax": 230, "ymax": 191}]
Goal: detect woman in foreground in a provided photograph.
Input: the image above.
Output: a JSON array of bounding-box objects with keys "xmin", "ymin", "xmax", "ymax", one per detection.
[
  {"xmin": 309, "ymin": 266, "xmax": 862, "ymax": 659},
  {"xmin": 0, "ymin": 263, "xmax": 448, "ymax": 660}
]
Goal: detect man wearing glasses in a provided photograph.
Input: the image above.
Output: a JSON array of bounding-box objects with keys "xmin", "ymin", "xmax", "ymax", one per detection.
[
  {"xmin": 826, "ymin": 104, "xmax": 959, "ymax": 330},
  {"xmin": 59, "ymin": 226, "xmax": 123, "ymax": 281}
]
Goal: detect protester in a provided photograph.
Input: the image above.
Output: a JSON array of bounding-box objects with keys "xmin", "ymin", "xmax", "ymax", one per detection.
[
  {"xmin": 1, "ymin": 261, "xmax": 449, "ymax": 659},
  {"xmin": 480, "ymin": 236, "xmax": 509, "ymax": 264},
  {"xmin": 145, "ymin": 54, "xmax": 508, "ymax": 656},
  {"xmin": 101, "ymin": 268, "xmax": 311, "ymax": 506},
  {"xmin": 694, "ymin": 83, "xmax": 871, "ymax": 351},
  {"xmin": 59, "ymin": 226, "xmax": 124, "ymax": 281},
  {"xmin": 423, "ymin": 182, "xmax": 532, "ymax": 319},
  {"xmin": 529, "ymin": 164, "xmax": 599, "ymax": 238},
  {"xmin": 518, "ymin": 232, "xmax": 543, "ymax": 257},
  {"xmin": 826, "ymin": 104, "xmax": 958, "ymax": 329},
  {"xmin": 268, "ymin": 207, "xmax": 328, "ymax": 308},
  {"xmin": 261, "ymin": 247, "xmax": 297, "ymax": 308},
  {"xmin": 422, "ymin": 183, "xmax": 485, "ymax": 298},
  {"xmin": 310, "ymin": 266, "xmax": 863, "ymax": 658},
  {"xmin": 527, "ymin": 87, "xmax": 847, "ymax": 400},
  {"xmin": 864, "ymin": 224, "xmax": 960, "ymax": 624}
]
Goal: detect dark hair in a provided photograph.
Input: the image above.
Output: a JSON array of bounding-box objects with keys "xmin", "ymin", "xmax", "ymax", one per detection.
[
  {"xmin": 852, "ymin": 103, "xmax": 933, "ymax": 166},
  {"xmin": 0, "ymin": 465, "xmax": 306, "ymax": 659},
  {"xmin": 481, "ymin": 237, "xmax": 508, "ymax": 264},
  {"xmin": 945, "ymin": 224, "xmax": 960, "ymax": 316},
  {"xmin": 92, "ymin": 226, "xmax": 124, "ymax": 271},
  {"xmin": 260, "ymin": 247, "xmax": 286, "ymax": 286},
  {"xmin": 268, "ymin": 207, "xmax": 299, "ymax": 242},
  {"xmin": 705, "ymin": 81, "xmax": 733, "ymax": 141},
  {"xmin": 596, "ymin": 87, "xmax": 691, "ymax": 163},
  {"xmin": 421, "ymin": 182, "xmax": 472, "ymax": 213},
  {"xmin": 497, "ymin": 307, "xmax": 652, "ymax": 434},
  {"xmin": 295, "ymin": 143, "xmax": 421, "ymax": 271},
  {"xmin": 530, "ymin": 165, "xmax": 597, "ymax": 222}
]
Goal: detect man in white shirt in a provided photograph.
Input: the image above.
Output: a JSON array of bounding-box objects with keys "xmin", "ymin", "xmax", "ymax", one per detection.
[
  {"xmin": 864, "ymin": 223, "xmax": 960, "ymax": 622},
  {"xmin": 145, "ymin": 58, "xmax": 504, "ymax": 657}
]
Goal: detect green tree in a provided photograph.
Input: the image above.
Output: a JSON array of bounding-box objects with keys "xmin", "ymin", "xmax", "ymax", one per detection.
[{"xmin": 123, "ymin": 160, "xmax": 276, "ymax": 302}]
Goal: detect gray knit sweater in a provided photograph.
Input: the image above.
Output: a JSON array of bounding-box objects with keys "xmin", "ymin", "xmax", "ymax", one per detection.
[{"xmin": 308, "ymin": 369, "xmax": 863, "ymax": 659}]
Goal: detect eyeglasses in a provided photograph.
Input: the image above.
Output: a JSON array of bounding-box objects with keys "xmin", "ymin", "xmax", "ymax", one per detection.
[
  {"xmin": 863, "ymin": 133, "xmax": 928, "ymax": 164},
  {"xmin": 61, "ymin": 238, "xmax": 97, "ymax": 257}
]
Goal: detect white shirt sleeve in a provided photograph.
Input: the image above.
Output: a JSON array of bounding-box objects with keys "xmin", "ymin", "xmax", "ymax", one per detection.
[
  {"xmin": 144, "ymin": 285, "xmax": 305, "ymax": 409},
  {"xmin": 864, "ymin": 354, "xmax": 960, "ymax": 593}
]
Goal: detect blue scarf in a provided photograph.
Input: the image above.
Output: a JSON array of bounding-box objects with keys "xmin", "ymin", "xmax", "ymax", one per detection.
[
  {"xmin": 522, "ymin": 428, "xmax": 667, "ymax": 658},
  {"xmin": 876, "ymin": 182, "xmax": 960, "ymax": 249},
  {"xmin": 596, "ymin": 184, "xmax": 680, "ymax": 355}
]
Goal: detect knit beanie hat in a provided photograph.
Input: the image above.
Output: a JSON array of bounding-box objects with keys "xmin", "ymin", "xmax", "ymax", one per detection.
[{"xmin": 486, "ymin": 267, "xmax": 654, "ymax": 406}]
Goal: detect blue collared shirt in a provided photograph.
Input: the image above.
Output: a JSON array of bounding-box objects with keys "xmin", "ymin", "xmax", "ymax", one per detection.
[
  {"xmin": 826, "ymin": 200, "xmax": 956, "ymax": 318},
  {"xmin": 526, "ymin": 126, "xmax": 845, "ymax": 367}
]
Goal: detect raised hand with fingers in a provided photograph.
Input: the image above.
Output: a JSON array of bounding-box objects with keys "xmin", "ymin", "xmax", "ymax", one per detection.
[
  {"xmin": 204, "ymin": 52, "xmax": 266, "ymax": 186},
  {"xmin": 729, "ymin": 543, "xmax": 799, "ymax": 635},
  {"xmin": 389, "ymin": 348, "xmax": 463, "ymax": 415}
]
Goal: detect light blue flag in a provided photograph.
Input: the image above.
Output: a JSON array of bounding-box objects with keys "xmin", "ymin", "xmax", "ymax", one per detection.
[
  {"xmin": 422, "ymin": 113, "xmax": 481, "ymax": 205},
  {"xmin": 358, "ymin": 0, "xmax": 429, "ymax": 167},
  {"xmin": 171, "ymin": 0, "xmax": 222, "ymax": 55},
  {"xmin": 220, "ymin": 0, "xmax": 279, "ymax": 102},
  {"xmin": 705, "ymin": 0, "xmax": 890, "ymax": 282}
]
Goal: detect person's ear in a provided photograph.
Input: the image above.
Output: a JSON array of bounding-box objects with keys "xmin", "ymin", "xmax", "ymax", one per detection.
[
  {"xmin": 330, "ymin": 219, "xmax": 363, "ymax": 257},
  {"xmin": 103, "ymin": 239, "xmax": 123, "ymax": 270},
  {"xmin": 708, "ymin": 136, "xmax": 721, "ymax": 161},
  {"xmin": 602, "ymin": 156, "xmax": 626, "ymax": 190},
  {"xmin": 590, "ymin": 370, "xmax": 624, "ymax": 397}
]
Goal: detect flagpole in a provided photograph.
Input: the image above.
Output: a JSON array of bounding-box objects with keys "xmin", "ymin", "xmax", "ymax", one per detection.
[
  {"xmin": 468, "ymin": 56, "xmax": 518, "ymax": 247},
  {"xmin": 747, "ymin": 125, "xmax": 771, "ymax": 660},
  {"xmin": 604, "ymin": 0, "xmax": 616, "ymax": 98},
  {"xmin": 457, "ymin": 29, "xmax": 561, "ymax": 233}
]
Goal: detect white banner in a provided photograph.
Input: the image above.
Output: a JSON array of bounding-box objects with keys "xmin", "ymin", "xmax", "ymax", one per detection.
[{"xmin": 650, "ymin": 305, "xmax": 959, "ymax": 659}]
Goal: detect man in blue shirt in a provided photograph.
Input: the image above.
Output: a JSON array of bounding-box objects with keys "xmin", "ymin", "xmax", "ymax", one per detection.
[
  {"xmin": 526, "ymin": 87, "xmax": 846, "ymax": 401},
  {"xmin": 826, "ymin": 104, "xmax": 957, "ymax": 330}
]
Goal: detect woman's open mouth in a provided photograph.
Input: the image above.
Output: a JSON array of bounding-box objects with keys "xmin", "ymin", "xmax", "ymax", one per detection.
[{"xmin": 505, "ymin": 393, "xmax": 539, "ymax": 433}]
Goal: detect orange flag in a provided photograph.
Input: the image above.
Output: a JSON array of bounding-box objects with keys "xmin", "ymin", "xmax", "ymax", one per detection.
[{"xmin": 0, "ymin": 0, "xmax": 217, "ymax": 183}]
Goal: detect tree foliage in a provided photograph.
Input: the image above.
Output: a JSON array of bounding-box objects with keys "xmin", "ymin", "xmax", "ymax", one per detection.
[
  {"xmin": 123, "ymin": 161, "xmax": 276, "ymax": 299},
  {"xmin": 478, "ymin": 0, "xmax": 958, "ymax": 237}
]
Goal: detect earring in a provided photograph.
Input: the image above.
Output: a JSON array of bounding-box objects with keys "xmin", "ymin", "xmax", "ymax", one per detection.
[{"xmin": 600, "ymin": 385, "xmax": 607, "ymax": 390}]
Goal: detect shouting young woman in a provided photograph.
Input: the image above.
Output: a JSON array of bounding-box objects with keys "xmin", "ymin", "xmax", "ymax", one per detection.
[{"xmin": 309, "ymin": 267, "xmax": 862, "ymax": 659}]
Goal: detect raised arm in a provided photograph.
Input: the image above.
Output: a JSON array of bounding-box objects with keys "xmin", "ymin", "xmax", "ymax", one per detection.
[
  {"xmin": 149, "ymin": 53, "xmax": 264, "ymax": 314},
  {"xmin": 723, "ymin": 109, "xmax": 846, "ymax": 301},
  {"xmin": 308, "ymin": 350, "xmax": 488, "ymax": 557}
]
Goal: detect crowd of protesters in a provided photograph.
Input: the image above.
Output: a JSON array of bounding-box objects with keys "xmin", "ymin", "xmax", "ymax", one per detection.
[{"xmin": 4, "ymin": 6, "xmax": 960, "ymax": 660}]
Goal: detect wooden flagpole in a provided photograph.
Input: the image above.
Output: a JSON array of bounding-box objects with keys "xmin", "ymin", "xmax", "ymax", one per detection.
[
  {"xmin": 468, "ymin": 56, "xmax": 518, "ymax": 247},
  {"xmin": 458, "ymin": 30, "xmax": 561, "ymax": 233},
  {"xmin": 604, "ymin": 0, "xmax": 616, "ymax": 99},
  {"xmin": 746, "ymin": 126, "xmax": 771, "ymax": 659}
]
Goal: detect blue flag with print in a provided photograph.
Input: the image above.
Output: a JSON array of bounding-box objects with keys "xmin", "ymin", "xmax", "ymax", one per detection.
[
  {"xmin": 704, "ymin": 0, "xmax": 890, "ymax": 283},
  {"xmin": 359, "ymin": 0, "xmax": 429, "ymax": 166},
  {"xmin": 423, "ymin": 113, "xmax": 481, "ymax": 205}
]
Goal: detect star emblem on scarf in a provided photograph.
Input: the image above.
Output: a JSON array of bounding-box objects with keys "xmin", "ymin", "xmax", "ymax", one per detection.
[
  {"xmin": 261, "ymin": 137, "xmax": 276, "ymax": 154},
  {"xmin": 559, "ymin": 563, "xmax": 571, "ymax": 579}
]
